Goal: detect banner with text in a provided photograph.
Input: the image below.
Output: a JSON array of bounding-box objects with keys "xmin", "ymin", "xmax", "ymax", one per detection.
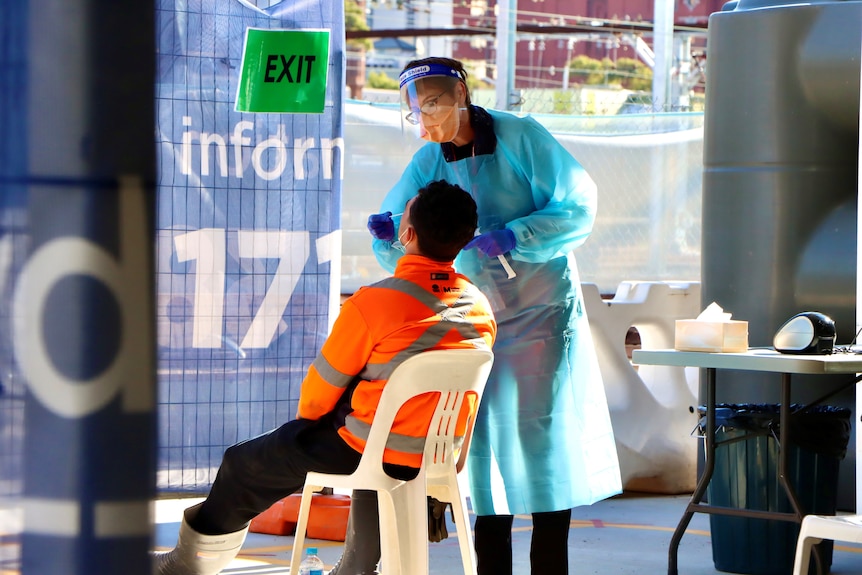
[{"xmin": 156, "ymin": 0, "xmax": 344, "ymax": 491}]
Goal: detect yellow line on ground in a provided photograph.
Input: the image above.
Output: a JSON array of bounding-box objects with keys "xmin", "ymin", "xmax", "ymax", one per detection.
[
  {"xmin": 238, "ymin": 539, "xmax": 345, "ymax": 561},
  {"xmin": 238, "ymin": 531, "xmax": 862, "ymax": 558},
  {"xmin": 569, "ymin": 519, "xmax": 710, "ymax": 537},
  {"xmin": 236, "ymin": 555, "xmax": 293, "ymax": 566},
  {"xmin": 242, "ymin": 545, "xmax": 301, "ymax": 553}
]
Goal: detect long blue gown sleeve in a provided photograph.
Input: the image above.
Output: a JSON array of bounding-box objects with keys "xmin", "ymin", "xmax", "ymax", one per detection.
[
  {"xmin": 494, "ymin": 114, "xmax": 597, "ymax": 263},
  {"xmin": 371, "ymin": 154, "xmax": 430, "ymax": 273}
]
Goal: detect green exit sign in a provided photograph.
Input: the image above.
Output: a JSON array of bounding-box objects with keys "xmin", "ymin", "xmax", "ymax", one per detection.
[{"xmin": 236, "ymin": 28, "xmax": 331, "ymax": 114}]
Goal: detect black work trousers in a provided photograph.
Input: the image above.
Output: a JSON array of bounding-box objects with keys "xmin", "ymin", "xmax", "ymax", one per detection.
[
  {"xmin": 474, "ymin": 509, "xmax": 572, "ymax": 575},
  {"xmin": 193, "ymin": 418, "xmax": 362, "ymax": 535}
]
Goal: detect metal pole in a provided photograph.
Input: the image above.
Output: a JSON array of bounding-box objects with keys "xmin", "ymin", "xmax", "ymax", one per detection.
[
  {"xmin": 652, "ymin": 0, "xmax": 674, "ymax": 110},
  {"xmin": 562, "ymin": 38, "xmax": 574, "ymax": 90},
  {"xmin": 495, "ymin": 0, "xmax": 516, "ymax": 110}
]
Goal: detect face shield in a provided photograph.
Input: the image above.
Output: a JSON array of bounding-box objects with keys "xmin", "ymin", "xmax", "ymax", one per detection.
[{"xmin": 399, "ymin": 64, "xmax": 463, "ymax": 143}]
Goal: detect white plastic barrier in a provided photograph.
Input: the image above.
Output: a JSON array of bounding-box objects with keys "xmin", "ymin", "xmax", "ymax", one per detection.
[{"xmin": 583, "ymin": 281, "xmax": 702, "ymax": 494}]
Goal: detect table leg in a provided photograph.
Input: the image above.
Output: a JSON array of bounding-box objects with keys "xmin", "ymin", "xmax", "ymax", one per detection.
[
  {"xmin": 778, "ymin": 374, "xmax": 823, "ymax": 575},
  {"xmin": 668, "ymin": 367, "xmax": 716, "ymax": 575}
]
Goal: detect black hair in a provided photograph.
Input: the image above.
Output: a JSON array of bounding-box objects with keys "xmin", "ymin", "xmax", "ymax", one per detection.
[
  {"xmin": 409, "ymin": 180, "xmax": 478, "ymax": 262},
  {"xmin": 401, "ymin": 57, "xmax": 472, "ymax": 106}
]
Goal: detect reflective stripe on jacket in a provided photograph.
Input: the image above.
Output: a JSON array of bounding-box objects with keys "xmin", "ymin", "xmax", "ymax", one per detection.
[{"xmin": 297, "ymin": 254, "xmax": 497, "ymax": 468}]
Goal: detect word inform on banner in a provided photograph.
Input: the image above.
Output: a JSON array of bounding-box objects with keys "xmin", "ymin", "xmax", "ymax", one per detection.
[{"xmin": 178, "ymin": 116, "xmax": 344, "ymax": 181}]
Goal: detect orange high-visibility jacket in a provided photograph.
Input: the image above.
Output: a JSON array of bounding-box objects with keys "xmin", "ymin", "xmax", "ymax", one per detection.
[{"xmin": 298, "ymin": 254, "xmax": 497, "ymax": 468}]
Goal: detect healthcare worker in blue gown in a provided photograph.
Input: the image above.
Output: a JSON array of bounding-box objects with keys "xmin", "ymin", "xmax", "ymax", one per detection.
[{"xmin": 331, "ymin": 57, "xmax": 622, "ymax": 575}]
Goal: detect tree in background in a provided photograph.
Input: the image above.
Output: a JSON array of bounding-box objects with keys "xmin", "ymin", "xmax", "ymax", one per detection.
[
  {"xmin": 465, "ymin": 66, "xmax": 494, "ymax": 93},
  {"xmin": 610, "ymin": 57, "xmax": 653, "ymax": 91},
  {"xmin": 569, "ymin": 55, "xmax": 608, "ymax": 85},
  {"xmin": 367, "ymin": 70, "xmax": 398, "ymax": 90},
  {"xmin": 345, "ymin": 0, "xmax": 372, "ymax": 98},
  {"xmin": 568, "ymin": 54, "xmax": 652, "ymax": 91}
]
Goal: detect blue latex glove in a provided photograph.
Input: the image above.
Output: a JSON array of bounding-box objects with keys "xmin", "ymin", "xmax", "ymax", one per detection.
[
  {"xmin": 465, "ymin": 229, "xmax": 516, "ymax": 257},
  {"xmin": 367, "ymin": 211, "xmax": 395, "ymax": 241}
]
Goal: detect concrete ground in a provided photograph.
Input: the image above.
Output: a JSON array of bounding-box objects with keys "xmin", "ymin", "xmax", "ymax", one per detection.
[{"xmin": 153, "ymin": 492, "xmax": 862, "ymax": 574}]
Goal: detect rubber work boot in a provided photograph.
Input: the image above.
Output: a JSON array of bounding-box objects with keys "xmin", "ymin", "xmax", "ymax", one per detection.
[
  {"xmin": 327, "ymin": 490, "xmax": 380, "ymax": 575},
  {"xmin": 154, "ymin": 503, "xmax": 248, "ymax": 575}
]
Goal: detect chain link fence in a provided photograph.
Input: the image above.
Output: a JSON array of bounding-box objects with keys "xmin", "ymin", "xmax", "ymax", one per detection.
[{"xmin": 342, "ymin": 90, "xmax": 704, "ymax": 296}]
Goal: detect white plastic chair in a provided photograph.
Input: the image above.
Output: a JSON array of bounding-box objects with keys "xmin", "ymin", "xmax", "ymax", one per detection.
[
  {"xmin": 288, "ymin": 348, "xmax": 494, "ymax": 575},
  {"xmin": 792, "ymin": 514, "xmax": 862, "ymax": 575}
]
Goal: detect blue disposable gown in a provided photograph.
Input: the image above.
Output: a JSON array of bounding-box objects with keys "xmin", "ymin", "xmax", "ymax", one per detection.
[{"xmin": 372, "ymin": 109, "xmax": 622, "ymax": 515}]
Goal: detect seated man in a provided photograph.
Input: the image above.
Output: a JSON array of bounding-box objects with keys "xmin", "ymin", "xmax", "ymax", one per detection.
[{"xmin": 156, "ymin": 179, "xmax": 497, "ymax": 575}]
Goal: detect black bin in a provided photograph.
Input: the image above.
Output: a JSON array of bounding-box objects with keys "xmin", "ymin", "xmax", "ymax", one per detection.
[{"xmin": 701, "ymin": 403, "xmax": 851, "ymax": 575}]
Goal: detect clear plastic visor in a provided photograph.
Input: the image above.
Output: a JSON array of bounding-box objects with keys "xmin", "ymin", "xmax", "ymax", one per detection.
[{"xmin": 399, "ymin": 75, "xmax": 460, "ymax": 139}]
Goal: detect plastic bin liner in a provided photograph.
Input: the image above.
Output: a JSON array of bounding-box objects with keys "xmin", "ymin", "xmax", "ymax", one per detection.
[
  {"xmin": 699, "ymin": 403, "xmax": 851, "ymax": 575},
  {"xmin": 707, "ymin": 403, "xmax": 851, "ymax": 458}
]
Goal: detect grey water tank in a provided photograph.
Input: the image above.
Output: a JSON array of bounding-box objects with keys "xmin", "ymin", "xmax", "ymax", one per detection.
[{"xmin": 702, "ymin": 0, "xmax": 860, "ymax": 507}]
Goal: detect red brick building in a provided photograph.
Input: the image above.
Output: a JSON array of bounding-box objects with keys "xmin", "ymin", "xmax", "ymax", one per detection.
[{"xmin": 450, "ymin": 0, "xmax": 720, "ymax": 90}]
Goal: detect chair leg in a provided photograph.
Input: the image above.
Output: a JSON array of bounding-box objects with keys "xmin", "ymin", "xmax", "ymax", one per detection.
[
  {"xmin": 376, "ymin": 490, "xmax": 402, "ymax": 575},
  {"xmin": 792, "ymin": 534, "xmax": 822, "ymax": 575},
  {"xmin": 289, "ymin": 485, "xmax": 318, "ymax": 575},
  {"xmin": 380, "ymin": 482, "xmax": 429, "ymax": 575},
  {"xmin": 429, "ymin": 470, "xmax": 477, "ymax": 575},
  {"xmin": 450, "ymin": 491, "xmax": 478, "ymax": 575}
]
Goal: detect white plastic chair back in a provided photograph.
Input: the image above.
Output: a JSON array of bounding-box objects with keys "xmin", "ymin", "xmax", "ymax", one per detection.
[
  {"xmin": 288, "ymin": 348, "xmax": 494, "ymax": 575},
  {"xmin": 792, "ymin": 514, "xmax": 862, "ymax": 575}
]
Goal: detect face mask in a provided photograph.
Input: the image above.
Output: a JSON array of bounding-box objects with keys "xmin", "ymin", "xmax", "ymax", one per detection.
[
  {"xmin": 420, "ymin": 104, "xmax": 461, "ymax": 143},
  {"xmin": 392, "ymin": 228, "xmax": 411, "ymax": 252}
]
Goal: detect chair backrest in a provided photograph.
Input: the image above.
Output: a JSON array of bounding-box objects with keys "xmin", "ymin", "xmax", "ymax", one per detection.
[{"xmin": 357, "ymin": 348, "xmax": 494, "ymax": 477}]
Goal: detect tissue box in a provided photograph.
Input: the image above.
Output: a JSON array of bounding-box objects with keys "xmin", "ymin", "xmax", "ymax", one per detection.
[{"xmin": 674, "ymin": 320, "xmax": 749, "ymax": 353}]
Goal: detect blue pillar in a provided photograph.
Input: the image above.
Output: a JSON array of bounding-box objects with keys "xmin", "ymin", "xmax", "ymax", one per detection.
[{"xmin": 1, "ymin": 2, "xmax": 157, "ymax": 574}]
